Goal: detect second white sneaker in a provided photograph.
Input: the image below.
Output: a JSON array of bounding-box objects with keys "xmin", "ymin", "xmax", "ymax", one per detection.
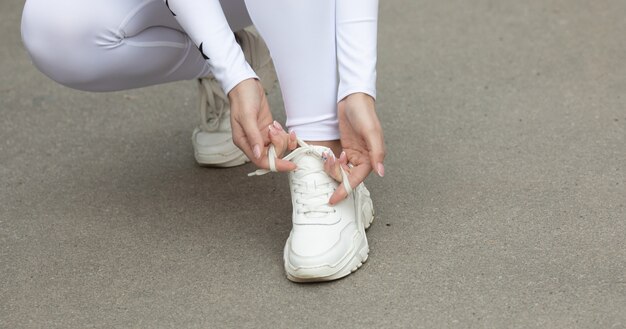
[
  {"xmin": 192, "ymin": 77, "xmax": 248, "ymax": 167},
  {"xmin": 192, "ymin": 26, "xmax": 277, "ymax": 167}
]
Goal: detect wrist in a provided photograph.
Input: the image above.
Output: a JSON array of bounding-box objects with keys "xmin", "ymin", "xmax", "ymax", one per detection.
[
  {"xmin": 228, "ymin": 78, "xmax": 255, "ymax": 95},
  {"xmin": 228, "ymin": 78, "xmax": 261, "ymax": 103},
  {"xmin": 343, "ymin": 92, "xmax": 375, "ymax": 109}
]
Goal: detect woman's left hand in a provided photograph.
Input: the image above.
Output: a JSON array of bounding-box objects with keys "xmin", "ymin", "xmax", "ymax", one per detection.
[{"xmin": 328, "ymin": 93, "xmax": 386, "ymax": 205}]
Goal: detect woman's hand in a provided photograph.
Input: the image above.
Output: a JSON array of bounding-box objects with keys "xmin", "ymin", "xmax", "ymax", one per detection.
[
  {"xmin": 328, "ymin": 93, "xmax": 386, "ymax": 205},
  {"xmin": 228, "ymin": 78, "xmax": 296, "ymax": 172},
  {"xmin": 268, "ymin": 120, "xmax": 298, "ymax": 157}
]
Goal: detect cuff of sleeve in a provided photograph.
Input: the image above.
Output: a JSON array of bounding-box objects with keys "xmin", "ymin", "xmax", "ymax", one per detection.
[
  {"xmin": 220, "ymin": 65, "xmax": 259, "ymax": 95},
  {"xmin": 337, "ymin": 86, "xmax": 377, "ymax": 103}
]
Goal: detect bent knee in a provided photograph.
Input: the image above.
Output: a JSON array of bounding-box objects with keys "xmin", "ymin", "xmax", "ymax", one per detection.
[{"xmin": 21, "ymin": 0, "xmax": 116, "ymax": 91}]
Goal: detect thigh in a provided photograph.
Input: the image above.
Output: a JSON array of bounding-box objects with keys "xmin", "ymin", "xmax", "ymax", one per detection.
[
  {"xmin": 22, "ymin": 0, "xmax": 181, "ymax": 40},
  {"xmin": 21, "ymin": 0, "xmax": 207, "ymax": 91}
]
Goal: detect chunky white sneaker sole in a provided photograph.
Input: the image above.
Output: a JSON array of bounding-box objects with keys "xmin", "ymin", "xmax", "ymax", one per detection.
[
  {"xmin": 192, "ymin": 128, "xmax": 249, "ymax": 167},
  {"xmin": 284, "ymin": 184, "xmax": 375, "ymax": 282}
]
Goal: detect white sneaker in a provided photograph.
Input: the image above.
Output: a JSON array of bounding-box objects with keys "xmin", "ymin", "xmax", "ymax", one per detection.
[
  {"xmin": 192, "ymin": 77, "xmax": 248, "ymax": 167},
  {"xmin": 249, "ymin": 140, "xmax": 375, "ymax": 282},
  {"xmin": 192, "ymin": 26, "xmax": 277, "ymax": 167}
]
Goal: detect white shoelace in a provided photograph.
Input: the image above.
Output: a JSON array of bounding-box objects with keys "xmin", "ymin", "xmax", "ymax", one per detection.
[
  {"xmin": 197, "ymin": 77, "xmax": 228, "ymax": 132},
  {"xmin": 248, "ymin": 139, "xmax": 353, "ymax": 216}
]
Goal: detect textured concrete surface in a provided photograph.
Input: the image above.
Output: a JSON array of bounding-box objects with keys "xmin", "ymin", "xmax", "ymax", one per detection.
[{"xmin": 2, "ymin": 0, "xmax": 625, "ymax": 328}]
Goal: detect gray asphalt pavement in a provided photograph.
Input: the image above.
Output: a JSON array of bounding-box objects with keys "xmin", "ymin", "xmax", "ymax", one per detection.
[{"xmin": 1, "ymin": 0, "xmax": 625, "ymax": 328}]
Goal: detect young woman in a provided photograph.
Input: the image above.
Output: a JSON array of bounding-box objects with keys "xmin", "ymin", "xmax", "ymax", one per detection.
[{"xmin": 21, "ymin": 0, "xmax": 386, "ymax": 282}]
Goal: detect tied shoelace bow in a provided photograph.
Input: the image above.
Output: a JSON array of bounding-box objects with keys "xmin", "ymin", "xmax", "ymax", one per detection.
[
  {"xmin": 248, "ymin": 139, "xmax": 353, "ymax": 215},
  {"xmin": 198, "ymin": 77, "xmax": 228, "ymax": 132}
]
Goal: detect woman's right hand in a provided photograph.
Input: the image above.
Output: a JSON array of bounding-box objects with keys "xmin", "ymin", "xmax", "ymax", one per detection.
[
  {"xmin": 327, "ymin": 93, "xmax": 386, "ymax": 205},
  {"xmin": 228, "ymin": 78, "xmax": 296, "ymax": 172}
]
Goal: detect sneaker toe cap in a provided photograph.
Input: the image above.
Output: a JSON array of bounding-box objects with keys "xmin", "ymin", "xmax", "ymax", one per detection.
[{"xmin": 286, "ymin": 222, "xmax": 360, "ymax": 270}]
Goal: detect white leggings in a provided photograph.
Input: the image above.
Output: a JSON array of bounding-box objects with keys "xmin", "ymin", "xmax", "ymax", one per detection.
[{"xmin": 21, "ymin": 0, "xmax": 377, "ymax": 140}]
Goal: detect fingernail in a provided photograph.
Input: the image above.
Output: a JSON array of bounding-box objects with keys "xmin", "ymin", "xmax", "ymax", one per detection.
[
  {"xmin": 253, "ymin": 145, "xmax": 261, "ymax": 159},
  {"xmin": 339, "ymin": 151, "xmax": 347, "ymax": 163},
  {"xmin": 268, "ymin": 125, "xmax": 278, "ymax": 136},
  {"xmin": 289, "ymin": 131, "xmax": 296, "ymax": 141},
  {"xmin": 273, "ymin": 120, "xmax": 283, "ymax": 130},
  {"xmin": 377, "ymin": 163, "xmax": 385, "ymax": 177}
]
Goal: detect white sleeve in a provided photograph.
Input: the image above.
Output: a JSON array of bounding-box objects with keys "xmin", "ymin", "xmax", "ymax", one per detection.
[
  {"xmin": 165, "ymin": 0, "xmax": 257, "ymax": 94},
  {"xmin": 336, "ymin": 0, "xmax": 379, "ymax": 102}
]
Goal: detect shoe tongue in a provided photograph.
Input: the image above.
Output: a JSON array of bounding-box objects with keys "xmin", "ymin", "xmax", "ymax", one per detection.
[
  {"xmin": 292, "ymin": 145, "xmax": 330, "ymax": 169},
  {"xmin": 292, "ymin": 145, "xmax": 335, "ymax": 191},
  {"xmin": 291, "ymin": 145, "xmax": 336, "ymax": 219}
]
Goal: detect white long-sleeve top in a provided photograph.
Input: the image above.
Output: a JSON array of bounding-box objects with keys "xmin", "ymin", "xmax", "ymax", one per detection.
[
  {"xmin": 165, "ymin": 0, "xmax": 257, "ymax": 94},
  {"xmin": 166, "ymin": 0, "xmax": 378, "ymax": 101}
]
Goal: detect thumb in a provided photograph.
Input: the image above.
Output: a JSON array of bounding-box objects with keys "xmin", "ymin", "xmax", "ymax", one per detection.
[{"xmin": 364, "ymin": 128, "xmax": 386, "ymax": 177}]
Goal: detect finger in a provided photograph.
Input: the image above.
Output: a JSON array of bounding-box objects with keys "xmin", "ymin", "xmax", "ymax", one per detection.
[
  {"xmin": 339, "ymin": 151, "xmax": 348, "ymax": 166},
  {"xmin": 275, "ymin": 158, "xmax": 297, "ymax": 172},
  {"xmin": 268, "ymin": 125, "xmax": 288, "ymax": 157},
  {"xmin": 363, "ymin": 125, "xmax": 386, "ymax": 177},
  {"xmin": 239, "ymin": 110, "xmax": 266, "ymax": 160},
  {"xmin": 323, "ymin": 152, "xmax": 343, "ymax": 182},
  {"xmin": 273, "ymin": 120, "xmax": 284, "ymax": 132},
  {"xmin": 233, "ymin": 122, "xmax": 275, "ymax": 170},
  {"xmin": 257, "ymin": 156, "xmax": 297, "ymax": 172},
  {"xmin": 232, "ymin": 121, "xmax": 255, "ymax": 159},
  {"xmin": 240, "ymin": 132, "xmax": 296, "ymax": 172},
  {"xmin": 277, "ymin": 122, "xmax": 299, "ymax": 152},
  {"xmin": 329, "ymin": 162, "xmax": 371, "ymax": 205},
  {"xmin": 332, "ymin": 155, "xmax": 347, "ymax": 182},
  {"xmin": 288, "ymin": 131, "xmax": 298, "ymax": 151}
]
